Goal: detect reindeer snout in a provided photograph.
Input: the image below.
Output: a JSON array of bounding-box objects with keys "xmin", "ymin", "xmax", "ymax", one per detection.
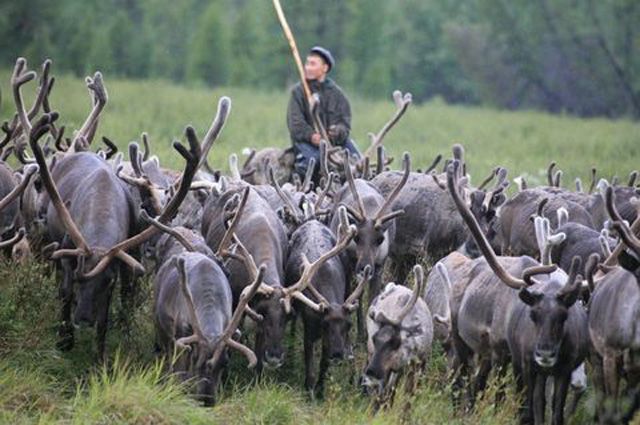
[
  {"xmin": 264, "ymin": 350, "xmax": 285, "ymax": 368},
  {"xmin": 534, "ymin": 347, "xmax": 558, "ymax": 367}
]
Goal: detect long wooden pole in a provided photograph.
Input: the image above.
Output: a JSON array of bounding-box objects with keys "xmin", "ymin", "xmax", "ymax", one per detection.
[{"xmin": 272, "ymin": 0, "xmax": 330, "ymax": 143}]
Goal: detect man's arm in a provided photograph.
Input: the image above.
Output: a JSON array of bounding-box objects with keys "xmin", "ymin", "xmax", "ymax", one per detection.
[{"xmin": 287, "ymin": 86, "xmax": 316, "ymax": 145}]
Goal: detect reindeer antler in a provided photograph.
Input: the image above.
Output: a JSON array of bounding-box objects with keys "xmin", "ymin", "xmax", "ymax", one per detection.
[
  {"xmin": 447, "ymin": 159, "xmax": 528, "ymax": 289},
  {"xmin": 140, "ymin": 210, "xmax": 195, "ymax": 252},
  {"xmin": 282, "ymin": 207, "xmax": 357, "ymax": 313},
  {"xmin": 373, "ymin": 152, "xmax": 410, "ymax": 228},
  {"xmin": 343, "ymin": 265, "xmax": 372, "ymax": 312},
  {"xmin": 363, "ymin": 90, "xmax": 412, "ymax": 158},
  {"xmin": 73, "ymin": 72, "xmax": 108, "ymax": 146},
  {"xmin": 375, "ymin": 264, "xmax": 425, "ymax": 326},
  {"xmin": 534, "ymin": 216, "xmax": 566, "ymax": 265},
  {"xmin": 0, "ymin": 164, "xmax": 38, "ymax": 213},
  {"xmin": 208, "ymin": 263, "xmax": 266, "ymax": 369}
]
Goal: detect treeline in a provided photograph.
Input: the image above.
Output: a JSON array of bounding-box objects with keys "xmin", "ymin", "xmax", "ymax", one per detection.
[{"xmin": 1, "ymin": 0, "xmax": 638, "ymax": 118}]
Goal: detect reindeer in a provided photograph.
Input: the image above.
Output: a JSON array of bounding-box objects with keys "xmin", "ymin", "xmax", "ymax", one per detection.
[
  {"xmin": 494, "ymin": 188, "xmax": 595, "ymax": 257},
  {"xmin": 148, "ymin": 198, "xmax": 263, "ymax": 406},
  {"xmin": 371, "ymin": 145, "xmax": 509, "ymax": 282},
  {"xmin": 202, "ymin": 182, "xmax": 330, "ymax": 371},
  {"xmin": 361, "ymin": 265, "xmax": 433, "ymax": 407},
  {"xmin": 447, "ymin": 160, "xmax": 589, "ymax": 425},
  {"xmin": 285, "ymin": 205, "xmax": 369, "ymax": 396},
  {"xmin": 17, "ymin": 57, "xmax": 212, "ymax": 358},
  {"xmin": 587, "ymin": 186, "xmax": 640, "ymax": 423},
  {"xmin": 331, "ymin": 150, "xmax": 410, "ymax": 303}
]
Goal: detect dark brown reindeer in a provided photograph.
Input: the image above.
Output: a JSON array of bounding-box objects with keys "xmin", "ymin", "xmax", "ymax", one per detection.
[
  {"xmin": 447, "ymin": 160, "xmax": 589, "ymax": 425},
  {"xmin": 285, "ymin": 204, "xmax": 370, "ymax": 397}
]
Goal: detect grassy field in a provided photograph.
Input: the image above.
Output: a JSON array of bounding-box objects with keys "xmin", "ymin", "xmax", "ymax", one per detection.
[
  {"xmin": 0, "ymin": 69, "xmax": 639, "ymax": 424},
  {"xmin": 1, "ymin": 69, "xmax": 638, "ymax": 183}
]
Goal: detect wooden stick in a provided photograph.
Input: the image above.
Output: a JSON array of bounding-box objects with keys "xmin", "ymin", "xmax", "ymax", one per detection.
[{"xmin": 272, "ymin": 0, "xmax": 330, "ymax": 143}]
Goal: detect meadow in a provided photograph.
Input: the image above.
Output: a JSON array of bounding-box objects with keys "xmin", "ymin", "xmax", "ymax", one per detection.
[{"xmin": 0, "ymin": 70, "xmax": 638, "ymax": 424}]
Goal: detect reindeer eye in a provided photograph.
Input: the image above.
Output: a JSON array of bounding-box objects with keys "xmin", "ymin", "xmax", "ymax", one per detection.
[
  {"xmin": 376, "ymin": 235, "xmax": 385, "ymax": 245},
  {"xmin": 354, "ymin": 235, "xmax": 361, "ymax": 244}
]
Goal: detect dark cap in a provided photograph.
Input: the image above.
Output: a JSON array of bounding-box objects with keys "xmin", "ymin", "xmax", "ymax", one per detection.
[{"xmin": 309, "ymin": 46, "xmax": 335, "ymax": 72}]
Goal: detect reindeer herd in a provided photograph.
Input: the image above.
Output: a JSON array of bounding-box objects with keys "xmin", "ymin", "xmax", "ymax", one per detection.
[{"xmin": 0, "ymin": 58, "xmax": 639, "ymax": 424}]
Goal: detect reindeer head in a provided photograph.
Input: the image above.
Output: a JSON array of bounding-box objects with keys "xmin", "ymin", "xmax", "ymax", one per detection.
[
  {"xmin": 519, "ymin": 257, "xmax": 583, "ymax": 368},
  {"xmin": 340, "ymin": 151, "xmax": 410, "ymax": 275},
  {"xmin": 362, "ymin": 265, "xmax": 427, "ymax": 397}
]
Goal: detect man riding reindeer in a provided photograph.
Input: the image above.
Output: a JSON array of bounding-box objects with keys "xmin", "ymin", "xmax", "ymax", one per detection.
[{"xmin": 287, "ymin": 46, "xmax": 361, "ymax": 182}]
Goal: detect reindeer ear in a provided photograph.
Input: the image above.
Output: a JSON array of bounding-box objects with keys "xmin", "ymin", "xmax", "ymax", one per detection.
[
  {"xmin": 279, "ymin": 147, "xmax": 296, "ymax": 168},
  {"xmin": 519, "ymin": 288, "xmax": 543, "ymax": 306}
]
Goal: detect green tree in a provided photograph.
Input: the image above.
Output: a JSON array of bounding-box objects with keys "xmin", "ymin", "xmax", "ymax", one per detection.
[{"xmin": 186, "ymin": 0, "xmax": 231, "ymax": 86}]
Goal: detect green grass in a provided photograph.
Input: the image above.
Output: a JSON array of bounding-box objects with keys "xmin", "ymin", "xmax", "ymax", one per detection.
[
  {"xmin": 1, "ymin": 68, "xmax": 638, "ymax": 183},
  {"xmin": 0, "ymin": 70, "xmax": 638, "ymax": 423}
]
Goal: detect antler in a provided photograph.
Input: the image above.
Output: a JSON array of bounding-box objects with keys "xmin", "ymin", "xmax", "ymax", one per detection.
[
  {"xmin": 0, "ymin": 164, "xmax": 38, "ymax": 212},
  {"xmin": 228, "ymin": 153, "xmax": 241, "ymax": 181},
  {"xmin": 447, "ymin": 160, "xmax": 527, "ymax": 289},
  {"xmin": 343, "ymin": 149, "xmax": 366, "ymax": 222},
  {"xmin": 208, "ymin": 263, "xmax": 266, "ymax": 369},
  {"xmin": 29, "ymin": 113, "xmax": 91, "ymax": 257},
  {"xmin": 373, "ymin": 152, "xmax": 410, "ymax": 228},
  {"xmin": 197, "ymin": 97, "xmax": 231, "ymax": 173},
  {"xmin": 73, "ymin": 72, "xmax": 108, "ymax": 146},
  {"xmin": 481, "ymin": 167, "xmax": 509, "ymax": 211},
  {"xmin": 301, "ymin": 158, "xmax": 316, "ymax": 193},
  {"xmin": 268, "ymin": 166, "xmax": 303, "ymax": 224},
  {"xmin": 116, "ymin": 142, "xmax": 164, "ymax": 216},
  {"xmin": 0, "ymin": 228, "xmax": 26, "ymax": 249},
  {"xmin": 216, "ymin": 187, "xmax": 250, "ymax": 257},
  {"xmin": 363, "ymin": 90, "xmax": 412, "ymax": 158},
  {"xmin": 140, "ymin": 210, "xmax": 195, "ymax": 252},
  {"xmin": 343, "ymin": 264, "xmax": 372, "ymax": 312},
  {"xmin": 424, "ymin": 154, "xmax": 442, "ymax": 175},
  {"xmin": 534, "ymin": 216, "xmax": 566, "ymax": 265},
  {"xmin": 547, "ymin": 162, "xmax": 556, "ymax": 186},
  {"xmin": 174, "ymin": 256, "xmax": 208, "ymax": 350},
  {"xmin": 78, "ymin": 125, "xmax": 203, "ymax": 279},
  {"xmin": 283, "ymin": 206, "xmax": 357, "ymax": 313},
  {"xmin": 601, "ymin": 187, "xmax": 640, "ymax": 267},
  {"xmin": 376, "ymin": 264, "xmax": 425, "ymax": 326}
]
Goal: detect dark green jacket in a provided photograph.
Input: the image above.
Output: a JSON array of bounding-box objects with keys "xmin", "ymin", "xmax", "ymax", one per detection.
[{"xmin": 286, "ymin": 78, "xmax": 351, "ymax": 146}]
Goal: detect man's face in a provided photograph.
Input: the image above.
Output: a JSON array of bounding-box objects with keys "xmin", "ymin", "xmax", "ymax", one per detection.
[{"xmin": 304, "ymin": 54, "xmax": 328, "ymax": 81}]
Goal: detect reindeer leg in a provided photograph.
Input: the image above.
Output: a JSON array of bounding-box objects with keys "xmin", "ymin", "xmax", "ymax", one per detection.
[
  {"xmin": 254, "ymin": 330, "xmax": 266, "ymax": 377},
  {"xmin": 303, "ymin": 320, "xmax": 317, "ymax": 394},
  {"xmin": 552, "ymin": 373, "xmax": 570, "ymax": 425},
  {"xmin": 95, "ymin": 281, "xmax": 114, "ymax": 363},
  {"xmin": 57, "ymin": 261, "xmax": 75, "ymax": 351},
  {"xmin": 603, "ymin": 350, "xmax": 619, "ymax": 412},
  {"xmin": 533, "ymin": 373, "xmax": 547, "ymax": 425},
  {"xmin": 317, "ymin": 340, "xmax": 330, "ymax": 400},
  {"xmin": 590, "ymin": 351, "xmax": 606, "ymax": 423}
]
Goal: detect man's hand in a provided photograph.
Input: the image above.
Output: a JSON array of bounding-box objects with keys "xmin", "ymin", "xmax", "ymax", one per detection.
[
  {"xmin": 310, "ymin": 132, "xmax": 322, "ymax": 146},
  {"xmin": 328, "ymin": 125, "xmax": 347, "ymax": 145}
]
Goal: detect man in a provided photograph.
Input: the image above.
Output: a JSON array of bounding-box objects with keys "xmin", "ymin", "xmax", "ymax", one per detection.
[{"xmin": 287, "ymin": 46, "xmax": 360, "ymax": 181}]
